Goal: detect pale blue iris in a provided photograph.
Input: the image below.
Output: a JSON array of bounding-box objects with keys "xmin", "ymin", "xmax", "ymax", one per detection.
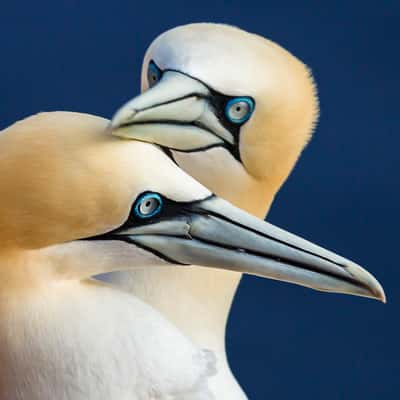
[
  {"xmin": 147, "ymin": 61, "xmax": 162, "ymax": 87},
  {"xmin": 134, "ymin": 193, "xmax": 163, "ymax": 219},
  {"xmin": 225, "ymin": 97, "xmax": 254, "ymax": 124}
]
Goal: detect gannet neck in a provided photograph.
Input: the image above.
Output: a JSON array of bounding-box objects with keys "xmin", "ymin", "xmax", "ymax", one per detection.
[
  {"xmin": 108, "ymin": 266, "xmax": 246, "ymax": 399},
  {"xmin": 138, "ymin": 268, "xmax": 246, "ymax": 399},
  {"xmin": 111, "ymin": 267, "xmax": 240, "ymax": 347},
  {"xmin": 172, "ymin": 147, "xmax": 276, "ymax": 218}
]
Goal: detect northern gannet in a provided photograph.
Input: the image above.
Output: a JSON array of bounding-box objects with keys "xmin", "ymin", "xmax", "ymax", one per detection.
[
  {"xmin": 0, "ymin": 112, "xmax": 216, "ymax": 400},
  {"xmin": 109, "ymin": 23, "xmax": 386, "ymax": 399},
  {"xmin": 0, "ymin": 112, "xmax": 383, "ymax": 399}
]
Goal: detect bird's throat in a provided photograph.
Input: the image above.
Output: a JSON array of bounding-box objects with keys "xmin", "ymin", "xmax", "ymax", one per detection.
[
  {"xmin": 103, "ymin": 266, "xmax": 247, "ymax": 398},
  {"xmin": 106, "ymin": 266, "xmax": 241, "ymax": 350}
]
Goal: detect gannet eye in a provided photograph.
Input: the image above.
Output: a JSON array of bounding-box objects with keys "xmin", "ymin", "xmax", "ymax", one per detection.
[
  {"xmin": 134, "ymin": 192, "xmax": 163, "ymax": 219},
  {"xmin": 147, "ymin": 61, "xmax": 162, "ymax": 88},
  {"xmin": 225, "ymin": 97, "xmax": 255, "ymax": 124}
]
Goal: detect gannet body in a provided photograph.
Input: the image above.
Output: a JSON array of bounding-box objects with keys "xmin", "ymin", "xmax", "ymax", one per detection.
[
  {"xmin": 0, "ymin": 111, "xmax": 384, "ymax": 400},
  {"xmin": 110, "ymin": 23, "xmax": 385, "ymax": 398},
  {"xmin": 0, "ymin": 113, "xmax": 217, "ymax": 400}
]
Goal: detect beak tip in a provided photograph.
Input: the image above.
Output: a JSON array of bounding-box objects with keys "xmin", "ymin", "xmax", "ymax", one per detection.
[
  {"xmin": 367, "ymin": 278, "xmax": 386, "ymax": 303},
  {"xmin": 346, "ymin": 262, "xmax": 386, "ymax": 303}
]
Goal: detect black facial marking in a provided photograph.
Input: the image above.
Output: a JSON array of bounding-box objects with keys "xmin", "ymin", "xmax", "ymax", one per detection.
[
  {"xmin": 87, "ymin": 192, "xmax": 215, "ymax": 239},
  {"xmin": 160, "ymin": 146, "xmax": 178, "ymax": 165},
  {"xmin": 203, "ymin": 89, "xmax": 245, "ymax": 161},
  {"xmin": 117, "ymin": 192, "xmax": 189, "ymax": 232},
  {"xmin": 81, "ymin": 192, "xmax": 364, "ymax": 290},
  {"xmin": 146, "ymin": 60, "xmax": 255, "ymax": 162},
  {"xmin": 117, "ymin": 236, "xmax": 187, "ymax": 265}
]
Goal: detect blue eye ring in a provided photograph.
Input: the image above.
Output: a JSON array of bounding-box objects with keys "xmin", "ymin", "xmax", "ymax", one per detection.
[
  {"xmin": 147, "ymin": 61, "xmax": 162, "ymax": 87},
  {"xmin": 134, "ymin": 192, "xmax": 163, "ymax": 219},
  {"xmin": 225, "ymin": 97, "xmax": 255, "ymax": 124}
]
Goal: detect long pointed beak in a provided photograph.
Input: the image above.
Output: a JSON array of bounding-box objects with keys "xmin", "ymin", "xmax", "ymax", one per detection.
[
  {"xmin": 113, "ymin": 196, "xmax": 386, "ymax": 302},
  {"xmin": 110, "ymin": 71, "xmax": 235, "ymax": 150}
]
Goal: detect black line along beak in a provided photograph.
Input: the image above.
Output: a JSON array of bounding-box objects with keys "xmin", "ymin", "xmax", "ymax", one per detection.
[
  {"xmin": 109, "ymin": 196, "xmax": 386, "ymax": 302},
  {"xmin": 110, "ymin": 70, "xmax": 237, "ymax": 153}
]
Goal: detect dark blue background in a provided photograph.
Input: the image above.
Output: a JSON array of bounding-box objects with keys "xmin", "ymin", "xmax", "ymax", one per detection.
[{"xmin": 1, "ymin": 1, "xmax": 398, "ymax": 398}]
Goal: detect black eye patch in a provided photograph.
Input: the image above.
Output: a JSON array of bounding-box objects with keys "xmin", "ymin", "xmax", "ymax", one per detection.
[{"xmin": 148, "ymin": 60, "xmax": 255, "ymax": 163}]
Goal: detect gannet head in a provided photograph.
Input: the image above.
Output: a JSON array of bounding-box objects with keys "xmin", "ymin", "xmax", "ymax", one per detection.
[
  {"xmin": 0, "ymin": 112, "xmax": 384, "ymax": 301},
  {"xmin": 0, "ymin": 111, "xmax": 208, "ymax": 252},
  {"xmin": 110, "ymin": 23, "xmax": 318, "ymax": 215}
]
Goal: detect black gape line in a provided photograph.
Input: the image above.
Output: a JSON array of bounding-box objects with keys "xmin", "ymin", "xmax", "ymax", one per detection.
[
  {"xmin": 84, "ymin": 192, "xmax": 215, "ymax": 264},
  {"xmin": 160, "ymin": 143, "xmax": 226, "ymax": 166},
  {"xmin": 147, "ymin": 60, "xmax": 255, "ymax": 162},
  {"xmin": 160, "ymin": 146, "xmax": 178, "ymax": 165},
  {"xmin": 119, "ymin": 237, "xmax": 185, "ymax": 265},
  {"xmin": 116, "ymin": 192, "xmax": 214, "ymax": 232},
  {"xmin": 89, "ymin": 192, "xmax": 214, "ymax": 234}
]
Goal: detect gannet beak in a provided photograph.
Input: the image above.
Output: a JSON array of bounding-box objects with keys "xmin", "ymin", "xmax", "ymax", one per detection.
[
  {"xmin": 110, "ymin": 71, "xmax": 236, "ymax": 151},
  {"xmin": 111, "ymin": 196, "xmax": 386, "ymax": 302}
]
